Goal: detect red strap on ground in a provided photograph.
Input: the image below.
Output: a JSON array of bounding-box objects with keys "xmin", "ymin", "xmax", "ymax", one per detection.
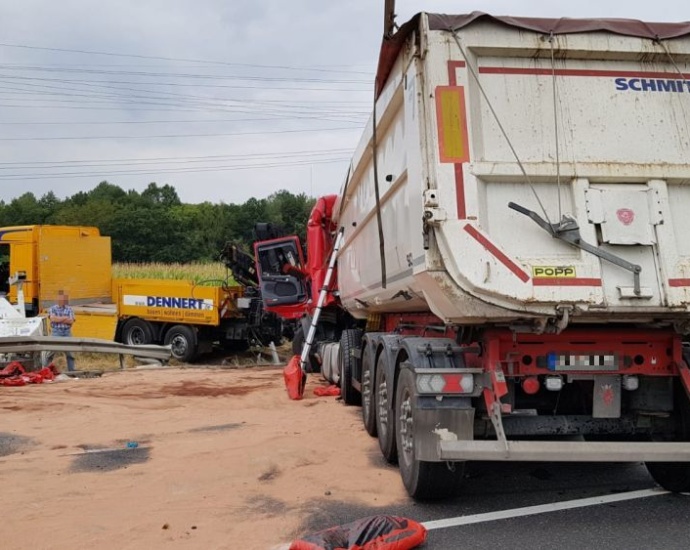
[
  {"xmin": 0, "ymin": 364, "xmax": 60, "ymax": 387},
  {"xmin": 313, "ymin": 385, "xmax": 340, "ymax": 397},
  {"xmin": 0, "ymin": 377, "xmax": 26, "ymax": 387},
  {"xmin": 0, "ymin": 361, "xmax": 26, "ymax": 378}
]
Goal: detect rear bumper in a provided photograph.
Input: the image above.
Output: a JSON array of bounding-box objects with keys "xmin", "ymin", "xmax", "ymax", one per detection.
[{"xmin": 438, "ymin": 439, "xmax": 690, "ymax": 462}]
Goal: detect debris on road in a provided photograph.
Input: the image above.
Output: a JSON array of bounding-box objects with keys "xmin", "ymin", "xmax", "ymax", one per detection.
[
  {"xmin": 0, "ymin": 362, "xmax": 59, "ymax": 387},
  {"xmin": 290, "ymin": 515, "xmax": 426, "ymax": 550},
  {"xmin": 313, "ymin": 385, "xmax": 340, "ymax": 397}
]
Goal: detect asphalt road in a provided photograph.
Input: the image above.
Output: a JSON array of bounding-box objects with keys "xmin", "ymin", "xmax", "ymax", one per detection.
[{"xmin": 298, "ymin": 458, "xmax": 690, "ymax": 549}]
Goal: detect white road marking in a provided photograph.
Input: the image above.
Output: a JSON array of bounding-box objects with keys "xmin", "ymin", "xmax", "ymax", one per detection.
[{"xmin": 422, "ymin": 488, "xmax": 669, "ymax": 531}]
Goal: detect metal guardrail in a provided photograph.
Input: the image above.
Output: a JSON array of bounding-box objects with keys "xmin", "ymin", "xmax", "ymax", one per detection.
[{"xmin": 0, "ymin": 336, "xmax": 171, "ymax": 362}]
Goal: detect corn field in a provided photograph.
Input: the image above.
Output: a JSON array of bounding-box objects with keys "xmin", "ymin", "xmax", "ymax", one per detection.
[{"xmin": 113, "ymin": 262, "xmax": 234, "ymax": 286}]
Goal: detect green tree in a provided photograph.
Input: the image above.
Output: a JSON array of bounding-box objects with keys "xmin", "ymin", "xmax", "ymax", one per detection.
[
  {"xmin": 1, "ymin": 182, "xmax": 317, "ymax": 262},
  {"xmin": 3, "ymin": 193, "xmax": 45, "ymax": 225}
]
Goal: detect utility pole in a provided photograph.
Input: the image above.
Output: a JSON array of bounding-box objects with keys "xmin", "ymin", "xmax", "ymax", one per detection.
[{"xmin": 384, "ymin": 0, "xmax": 396, "ymax": 38}]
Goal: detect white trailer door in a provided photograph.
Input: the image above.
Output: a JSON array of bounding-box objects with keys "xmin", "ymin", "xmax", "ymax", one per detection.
[{"xmin": 585, "ymin": 185, "xmax": 663, "ymax": 306}]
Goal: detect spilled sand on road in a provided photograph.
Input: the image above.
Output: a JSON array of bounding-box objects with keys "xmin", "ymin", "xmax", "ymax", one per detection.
[{"xmin": 0, "ymin": 367, "xmax": 409, "ymax": 549}]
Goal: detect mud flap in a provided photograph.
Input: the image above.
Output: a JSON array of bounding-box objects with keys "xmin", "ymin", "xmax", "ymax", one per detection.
[
  {"xmin": 413, "ymin": 397, "xmax": 474, "ymax": 461},
  {"xmin": 593, "ymin": 375, "xmax": 622, "ymax": 418}
]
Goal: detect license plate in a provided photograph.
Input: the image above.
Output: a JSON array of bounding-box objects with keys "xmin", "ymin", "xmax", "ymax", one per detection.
[{"xmin": 547, "ymin": 353, "xmax": 618, "ymax": 371}]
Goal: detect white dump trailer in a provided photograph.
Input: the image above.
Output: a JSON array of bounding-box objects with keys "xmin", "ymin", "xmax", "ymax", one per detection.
[
  {"xmin": 255, "ymin": 12, "xmax": 690, "ymax": 499},
  {"xmin": 339, "ymin": 12, "xmax": 690, "ymax": 325}
]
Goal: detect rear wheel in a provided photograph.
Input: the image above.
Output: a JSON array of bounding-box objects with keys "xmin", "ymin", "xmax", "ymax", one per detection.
[
  {"xmin": 361, "ymin": 343, "xmax": 377, "ymax": 437},
  {"xmin": 339, "ymin": 329, "xmax": 362, "ymax": 406},
  {"xmin": 164, "ymin": 325, "xmax": 197, "ymax": 363},
  {"xmin": 375, "ymin": 353, "xmax": 397, "ymax": 464},
  {"xmin": 122, "ymin": 318, "xmax": 154, "ymax": 346},
  {"xmin": 395, "ymin": 368, "xmax": 464, "ymax": 500},
  {"xmin": 646, "ymin": 380, "xmax": 690, "ymax": 492}
]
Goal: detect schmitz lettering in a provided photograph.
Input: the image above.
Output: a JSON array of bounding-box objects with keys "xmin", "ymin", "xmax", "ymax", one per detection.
[{"xmin": 615, "ymin": 77, "xmax": 690, "ymax": 93}]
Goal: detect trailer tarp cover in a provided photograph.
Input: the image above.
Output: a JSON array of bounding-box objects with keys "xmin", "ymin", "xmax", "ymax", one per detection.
[{"xmin": 376, "ymin": 11, "xmax": 690, "ymax": 96}]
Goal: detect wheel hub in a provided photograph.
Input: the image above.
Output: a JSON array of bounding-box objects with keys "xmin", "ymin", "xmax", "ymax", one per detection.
[
  {"xmin": 129, "ymin": 327, "xmax": 145, "ymax": 345},
  {"xmin": 171, "ymin": 335, "xmax": 188, "ymax": 356}
]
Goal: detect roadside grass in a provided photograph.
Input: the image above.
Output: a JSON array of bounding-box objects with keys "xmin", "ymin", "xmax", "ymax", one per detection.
[{"xmin": 49, "ymin": 352, "xmax": 142, "ymax": 372}]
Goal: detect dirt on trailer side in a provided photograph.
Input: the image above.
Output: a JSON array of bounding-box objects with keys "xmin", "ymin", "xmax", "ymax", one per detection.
[{"xmin": 0, "ymin": 366, "xmax": 408, "ymax": 549}]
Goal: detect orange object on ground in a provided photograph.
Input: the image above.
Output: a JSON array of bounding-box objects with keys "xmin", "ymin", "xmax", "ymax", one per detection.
[
  {"xmin": 313, "ymin": 385, "xmax": 340, "ymax": 397},
  {"xmin": 284, "ymin": 355, "xmax": 306, "ymax": 400},
  {"xmin": 290, "ymin": 515, "xmax": 427, "ymax": 550}
]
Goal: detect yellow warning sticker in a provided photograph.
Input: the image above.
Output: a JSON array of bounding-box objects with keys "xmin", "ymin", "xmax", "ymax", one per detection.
[
  {"xmin": 532, "ymin": 266, "xmax": 577, "ymax": 278},
  {"xmin": 435, "ymin": 86, "xmax": 469, "ymax": 164}
]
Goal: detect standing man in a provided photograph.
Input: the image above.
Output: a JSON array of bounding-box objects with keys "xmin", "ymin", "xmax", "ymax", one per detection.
[{"xmin": 48, "ymin": 292, "xmax": 76, "ymax": 372}]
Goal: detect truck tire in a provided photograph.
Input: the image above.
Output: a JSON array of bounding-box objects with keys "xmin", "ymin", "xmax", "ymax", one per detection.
[
  {"xmin": 646, "ymin": 380, "xmax": 690, "ymax": 492},
  {"xmin": 164, "ymin": 325, "xmax": 197, "ymax": 363},
  {"xmin": 395, "ymin": 368, "xmax": 464, "ymax": 500},
  {"xmin": 292, "ymin": 325, "xmax": 305, "ymax": 356},
  {"xmin": 361, "ymin": 343, "xmax": 377, "ymax": 437},
  {"xmin": 646, "ymin": 461, "xmax": 690, "ymax": 493},
  {"xmin": 291, "ymin": 325, "xmax": 320, "ymax": 373},
  {"xmin": 375, "ymin": 353, "xmax": 397, "ymax": 464},
  {"xmin": 339, "ymin": 329, "xmax": 362, "ymax": 406},
  {"xmin": 121, "ymin": 318, "xmax": 154, "ymax": 346}
]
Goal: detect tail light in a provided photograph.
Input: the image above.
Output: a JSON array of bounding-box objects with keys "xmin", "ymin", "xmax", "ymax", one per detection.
[{"xmin": 416, "ymin": 372, "xmax": 474, "ymax": 394}]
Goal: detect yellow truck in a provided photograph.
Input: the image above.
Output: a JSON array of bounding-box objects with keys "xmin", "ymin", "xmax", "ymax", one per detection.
[{"xmin": 0, "ymin": 225, "xmax": 282, "ymax": 361}]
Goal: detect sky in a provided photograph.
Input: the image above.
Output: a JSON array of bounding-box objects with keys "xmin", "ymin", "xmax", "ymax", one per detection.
[{"xmin": 1, "ymin": 0, "xmax": 690, "ymax": 206}]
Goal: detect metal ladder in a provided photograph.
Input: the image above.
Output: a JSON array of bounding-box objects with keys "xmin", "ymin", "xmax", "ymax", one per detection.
[{"xmin": 299, "ymin": 227, "xmax": 345, "ymax": 375}]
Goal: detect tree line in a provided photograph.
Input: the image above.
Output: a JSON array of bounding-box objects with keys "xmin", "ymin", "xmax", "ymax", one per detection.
[{"xmin": 0, "ymin": 182, "xmax": 316, "ymax": 262}]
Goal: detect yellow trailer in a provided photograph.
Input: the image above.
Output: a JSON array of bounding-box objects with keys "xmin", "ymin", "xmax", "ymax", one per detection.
[{"xmin": 0, "ymin": 225, "xmax": 281, "ymax": 361}]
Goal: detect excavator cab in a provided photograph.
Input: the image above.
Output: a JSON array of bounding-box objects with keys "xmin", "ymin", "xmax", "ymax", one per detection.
[{"xmin": 253, "ymin": 236, "xmax": 309, "ymax": 319}]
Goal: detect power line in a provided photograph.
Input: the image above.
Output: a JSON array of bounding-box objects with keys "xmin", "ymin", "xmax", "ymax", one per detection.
[
  {"xmin": 0, "ymin": 149, "xmax": 352, "ymax": 169},
  {"xmin": 0, "ymin": 126, "xmax": 362, "ymax": 141},
  {"xmin": 0, "ymin": 79, "xmax": 370, "ymax": 122},
  {"xmin": 0, "ymin": 117, "xmax": 359, "ymax": 126},
  {"xmin": 0, "ymin": 64, "xmax": 369, "ymax": 84},
  {"xmin": 0, "ymin": 103, "xmax": 220, "ymax": 112},
  {"xmin": 0, "ymin": 84, "xmax": 368, "ymax": 125},
  {"xmin": 0, "ymin": 157, "xmax": 351, "ymax": 180},
  {"xmin": 0, "ymin": 68, "xmax": 370, "ymax": 92},
  {"xmin": 0, "ymin": 42, "xmax": 372, "ymax": 75}
]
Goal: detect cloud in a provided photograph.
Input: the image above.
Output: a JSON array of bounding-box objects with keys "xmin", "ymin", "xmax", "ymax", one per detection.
[{"xmin": 0, "ymin": 0, "xmax": 688, "ymax": 205}]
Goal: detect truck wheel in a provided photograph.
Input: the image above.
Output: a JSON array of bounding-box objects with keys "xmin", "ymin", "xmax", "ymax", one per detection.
[
  {"xmin": 375, "ymin": 353, "xmax": 397, "ymax": 463},
  {"xmin": 646, "ymin": 381, "xmax": 690, "ymax": 492},
  {"xmin": 292, "ymin": 325, "xmax": 305, "ymax": 356},
  {"xmin": 291, "ymin": 324, "xmax": 320, "ymax": 373},
  {"xmin": 361, "ymin": 343, "xmax": 377, "ymax": 437},
  {"xmin": 395, "ymin": 368, "xmax": 464, "ymax": 500},
  {"xmin": 122, "ymin": 318, "xmax": 154, "ymax": 346},
  {"xmin": 339, "ymin": 329, "xmax": 362, "ymax": 406},
  {"xmin": 164, "ymin": 325, "xmax": 197, "ymax": 363},
  {"xmin": 646, "ymin": 462, "xmax": 690, "ymax": 493}
]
